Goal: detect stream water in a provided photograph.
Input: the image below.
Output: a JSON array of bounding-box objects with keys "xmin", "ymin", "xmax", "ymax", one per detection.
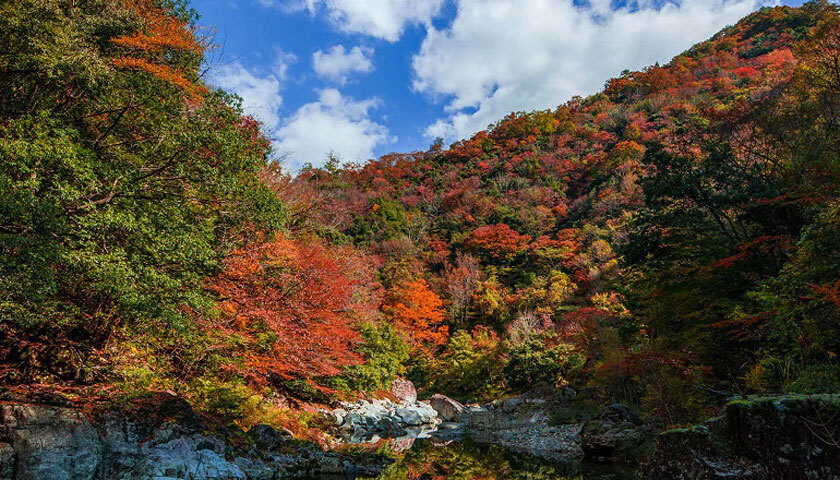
[{"xmin": 354, "ymin": 438, "xmax": 637, "ymax": 480}]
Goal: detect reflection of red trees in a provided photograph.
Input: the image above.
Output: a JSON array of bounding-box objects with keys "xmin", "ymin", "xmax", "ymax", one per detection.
[{"xmin": 209, "ymin": 234, "xmax": 371, "ymax": 389}]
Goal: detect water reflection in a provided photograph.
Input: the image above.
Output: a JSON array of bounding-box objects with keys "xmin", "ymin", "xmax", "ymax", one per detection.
[
  {"xmin": 360, "ymin": 438, "xmax": 636, "ymax": 480},
  {"xmin": 341, "ymin": 424, "xmax": 444, "ymax": 448}
]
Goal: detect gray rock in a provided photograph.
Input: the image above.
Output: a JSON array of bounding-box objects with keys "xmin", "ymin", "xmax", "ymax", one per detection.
[
  {"xmin": 248, "ymin": 424, "xmax": 291, "ymax": 451},
  {"xmin": 1, "ymin": 442, "xmax": 15, "ymax": 479},
  {"xmin": 580, "ymin": 404, "xmax": 647, "ymax": 463},
  {"xmin": 334, "ymin": 396, "xmax": 438, "ymax": 442},
  {"xmin": 644, "ymin": 395, "xmax": 840, "ymax": 479},
  {"xmin": 467, "ymin": 407, "xmax": 495, "ymax": 429},
  {"xmin": 429, "ymin": 394, "xmax": 467, "ymax": 422},
  {"xmin": 315, "ymin": 454, "xmax": 346, "ymax": 475},
  {"xmin": 0, "ymin": 400, "xmax": 393, "ymax": 480},
  {"xmin": 502, "ymin": 397, "xmax": 522, "ymax": 412},
  {"xmin": 341, "ymin": 412, "xmax": 363, "ymax": 430},
  {"xmin": 415, "ymin": 402, "xmax": 438, "ymax": 424},
  {"xmin": 1, "ymin": 404, "xmax": 102, "ymax": 480},
  {"xmin": 332, "ymin": 408, "xmax": 347, "ymax": 426},
  {"xmin": 395, "ymin": 407, "xmax": 423, "ymax": 426},
  {"xmin": 233, "ymin": 457, "xmax": 276, "ymax": 480}
]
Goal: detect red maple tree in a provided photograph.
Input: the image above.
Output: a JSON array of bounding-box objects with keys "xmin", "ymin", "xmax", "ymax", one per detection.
[
  {"xmin": 466, "ymin": 223, "xmax": 532, "ymax": 261},
  {"xmin": 208, "ymin": 234, "xmax": 364, "ymax": 389}
]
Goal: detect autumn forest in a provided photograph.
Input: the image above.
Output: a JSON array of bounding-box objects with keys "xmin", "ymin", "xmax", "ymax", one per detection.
[{"xmin": 2, "ymin": 1, "xmax": 840, "ymax": 475}]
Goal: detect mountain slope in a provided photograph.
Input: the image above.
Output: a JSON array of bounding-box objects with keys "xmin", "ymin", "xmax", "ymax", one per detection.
[{"xmin": 281, "ymin": 0, "xmax": 840, "ymax": 419}]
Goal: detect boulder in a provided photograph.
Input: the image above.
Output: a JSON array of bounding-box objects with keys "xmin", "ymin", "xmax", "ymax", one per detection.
[
  {"xmin": 391, "ymin": 377, "xmax": 417, "ymax": 404},
  {"xmin": 429, "ymin": 394, "xmax": 467, "ymax": 422},
  {"xmin": 331, "ymin": 408, "xmax": 347, "ymax": 426},
  {"xmin": 394, "ymin": 407, "xmax": 423, "ymax": 426},
  {"xmin": 415, "ymin": 401, "xmax": 438, "ymax": 424},
  {"xmin": 248, "ymin": 424, "xmax": 292, "ymax": 451},
  {"xmin": 580, "ymin": 404, "xmax": 648, "ymax": 463},
  {"xmin": 644, "ymin": 423, "xmax": 766, "ymax": 479},
  {"xmin": 341, "ymin": 412, "xmax": 363, "ymax": 430},
  {"xmin": 1, "ymin": 442, "xmax": 15, "ymax": 479},
  {"xmin": 644, "ymin": 395, "xmax": 840, "ymax": 479},
  {"xmin": 466, "ymin": 407, "xmax": 495, "ymax": 429}
]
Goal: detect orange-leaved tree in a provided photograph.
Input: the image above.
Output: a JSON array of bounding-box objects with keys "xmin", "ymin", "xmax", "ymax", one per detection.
[
  {"xmin": 111, "ymin": 0, "xmax": 207, "ymax": 98},
  {"xmin": 209, "ymin": 233, "xmax": 365, "ymax": 390},
  {"xmin": 384, "ymin": 279, "xmax": 449, "ymax": 352}
]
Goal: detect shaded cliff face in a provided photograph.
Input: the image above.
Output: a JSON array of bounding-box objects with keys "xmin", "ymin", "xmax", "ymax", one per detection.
[
  {"xmin": 0, "ymin": 395, "xmax": 392, "ymax": 480},
  {"xmin": 643, "ymin": 395, "xmax": 840, "ymax": 479}
]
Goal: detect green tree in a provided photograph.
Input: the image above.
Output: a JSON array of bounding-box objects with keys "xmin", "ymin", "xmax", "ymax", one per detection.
[{"xmin": 0, "ymin": 0, "xmax": 286, "ymax": 384}]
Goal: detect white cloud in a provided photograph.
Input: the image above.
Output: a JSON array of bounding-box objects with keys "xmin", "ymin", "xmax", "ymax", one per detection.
[
  {"xmin": 293, "ymin": 0, "xmax": 445, "ymax": 41},
  {"xmin": 275, "ymin": 88, "xmax": 394, "ymax": 169},
  {"xmin": 313, "ymin": 45, "xmax": 374, "ymax": 84},
  {"xmin": 413, "ymin": 0, "xmax": 778, "ymax": 141},
  {"xmin": 210, "ymin": 53, "xmax": 295, "ymax": 131}
]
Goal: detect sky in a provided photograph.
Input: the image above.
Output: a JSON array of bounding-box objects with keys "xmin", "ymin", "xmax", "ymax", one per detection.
[{"xmin": 197, "ymin": 0, "xmax": 815, "ymax": 170}]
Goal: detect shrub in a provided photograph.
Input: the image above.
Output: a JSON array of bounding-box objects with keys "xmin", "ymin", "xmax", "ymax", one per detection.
[
  {"xmin": 744, "ymin": 356, "xmax": 795, "ymax": 392},
  {"xmin": 786, "ymin": 364, "xmax": 840, "ymax": 394},
  {"xmin": 503, "ymin": 334, "xmax": 584, "ymax": 391},
  {"xmin": 427, "ymin": 327, "xmax": 505, "ymax": 402},
  {"xmin": 334, "ymin": 321, "xmax": 411, "ymax": 393}
]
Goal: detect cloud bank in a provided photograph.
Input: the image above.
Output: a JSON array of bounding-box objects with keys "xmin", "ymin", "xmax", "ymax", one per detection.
[
  {"xmin": 413, "ymin": 0, "xmax": 777, "ymax": 140},
  {"xmin": 289, "ymin": 0, "xmax": 446, "ymax": 41}
]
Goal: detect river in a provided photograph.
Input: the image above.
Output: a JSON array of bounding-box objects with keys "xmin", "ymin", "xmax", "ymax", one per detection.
[{"xmin": 348, "ymin": 437, "xmax": 637, "ymax": 479}]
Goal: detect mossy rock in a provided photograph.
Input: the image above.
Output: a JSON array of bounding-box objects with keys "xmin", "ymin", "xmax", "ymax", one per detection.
[{"xmin": 644, "ymin": 395, "xmax": 840, "ymax": 479}]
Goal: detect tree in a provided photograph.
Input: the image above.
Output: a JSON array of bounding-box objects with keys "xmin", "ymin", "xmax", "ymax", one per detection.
[
  {"xmin": 384, "ymin": 279, "xmax": 449, "ymax": 351},
  {"xmin": 209, "ymin": 234, "xmax": 364, "ymax": 389},
  {"xmin": 466, "ymin": 224, "xmax": 531, "ymax": 261},
  {"xmin": 443, "ymin": 253, "xmax": 484, "ymax": 328},
  {"xmin": 111, "ymin": 0, "xmax": 207, "ymax": 99},
  {"xmin": 0, "ymin": 0, "xmax": 285, "ymax": 383}
]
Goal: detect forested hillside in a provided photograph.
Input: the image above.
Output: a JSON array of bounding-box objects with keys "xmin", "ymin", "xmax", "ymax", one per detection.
[{"xmin": 2, "ymin": 0, "xmax": 840, "ymax": 437}]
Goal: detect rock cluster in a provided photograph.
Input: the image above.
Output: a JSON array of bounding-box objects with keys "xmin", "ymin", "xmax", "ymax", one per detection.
[
  {"xmin": 0, "ymin": 394, "xmax": 392, "ymax": 480},
  {"xmin": 333, "ymin": 397, "xmax": 439, "ymax": 442},
  {"xmin": 643, "ymin": 395, "xmax": 840, "ymax": 480}
]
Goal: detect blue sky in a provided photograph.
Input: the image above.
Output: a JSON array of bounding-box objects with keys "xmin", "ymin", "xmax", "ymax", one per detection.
[{"xmin": 196, "ymin": 0, "xmax": 813, "ymax": 170}]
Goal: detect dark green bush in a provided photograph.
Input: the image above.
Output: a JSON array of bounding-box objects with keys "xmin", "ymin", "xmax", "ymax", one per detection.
[{"xmin": 503, "ymin": 335, "xmax": 584, "ymax": 391}]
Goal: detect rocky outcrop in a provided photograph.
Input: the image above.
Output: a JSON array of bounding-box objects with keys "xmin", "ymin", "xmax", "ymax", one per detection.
[
  {"xmin": 580, "ymin": 404, "xmax": 649, "ymax": 463},
  {"xmin": 429, "ymin": 394, "xmax": 467, "ymax": 422},
  {"xmin": 0, "ymin": 394, "xmax": 392, "ymax": 480},
  {"xmin": 391, "ymin": 377, "xmax": 417, "ymax": 404},
  {"xmin": 643, "ymin": 395, "xmax": 840, "ymax": 479},
  {"xmin": 1, "ymin": 403, "xmax": 102, "ymax": 480}
]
